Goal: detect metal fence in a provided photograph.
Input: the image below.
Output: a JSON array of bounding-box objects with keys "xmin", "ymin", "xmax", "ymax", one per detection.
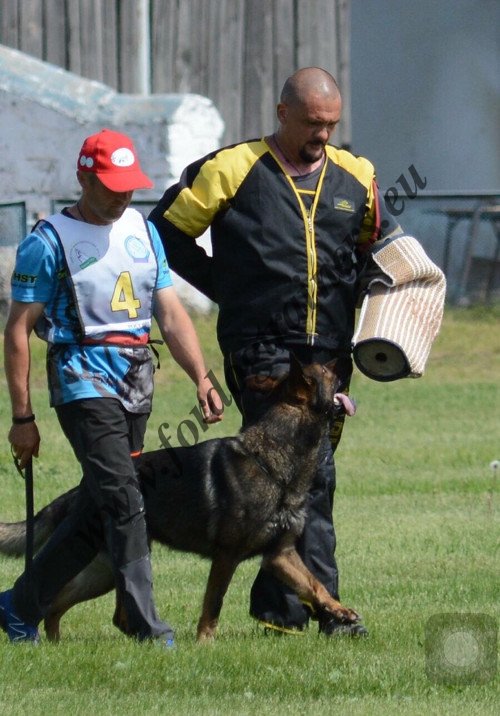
[{"xmin": 1, "ymin": 195, "xmax": 499, "ymax": 307}]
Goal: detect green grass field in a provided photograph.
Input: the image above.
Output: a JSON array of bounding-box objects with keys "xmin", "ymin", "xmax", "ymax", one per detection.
[{"xmin": 0, "ymin": 306, "xmax": 498, "ymax": 715}]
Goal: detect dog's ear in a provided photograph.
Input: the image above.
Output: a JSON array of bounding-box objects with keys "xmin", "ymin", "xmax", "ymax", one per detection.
[
  {"xmin": 330, "ymin": 356, "xmax": 353, "ymax": 392},
  {"xmin": 288, "ymin": 351, "xmax": 306, "ymax": 381},
  {"xmin": 287, "ymin": 352, "xmax": 312, "ymax": 404},
  {"xmin": 324, "ymin": 358, "xmax": 338, "ymax": 376}
]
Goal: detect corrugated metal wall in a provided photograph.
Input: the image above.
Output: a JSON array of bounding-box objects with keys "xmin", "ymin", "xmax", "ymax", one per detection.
[{"xmin": 0, "ymin": 0, "xmax": 351, "ymax": 146}]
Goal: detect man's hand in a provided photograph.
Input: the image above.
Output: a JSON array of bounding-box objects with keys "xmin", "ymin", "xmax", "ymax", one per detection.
[
  {"xmin": 197, "ymin": 377, "xmax": 224, "ymax": 424},
  {"xmin": 154, "ymin": 287, "xmax": 227, "ymax": 425},
  {"xmin": 8, "ymin": 422, "xmax": 41, "ymax": 470}
]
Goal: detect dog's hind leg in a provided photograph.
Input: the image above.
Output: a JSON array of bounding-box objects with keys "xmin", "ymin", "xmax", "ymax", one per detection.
[
  {"xmin": 262, "ymin": 547, "xmax": 360, "ymax": 625},
  {"xmin": 43, "ymin": 553, "xmax": 115, "ymax": 641},
  {"xmin": 197, "ymin": 554, "xmax": 239, "ymax": 642}
]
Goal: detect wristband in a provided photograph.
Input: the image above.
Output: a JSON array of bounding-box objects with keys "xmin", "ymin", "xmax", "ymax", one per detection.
[{"xmin": 12, "ymin": 414, "xmax": 36, "ymax": 425}]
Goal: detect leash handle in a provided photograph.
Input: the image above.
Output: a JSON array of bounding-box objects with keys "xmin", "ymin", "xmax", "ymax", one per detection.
[
  {"xmin": 24, "ymin": 458, "xmax": 35, "ymax": 579},
  {"xmin": 11, "ymin": 448, "xmax": 35, "ymax": 582}
]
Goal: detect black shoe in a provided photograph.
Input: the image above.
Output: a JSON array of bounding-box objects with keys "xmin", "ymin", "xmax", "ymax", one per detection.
[{"xmin": 319, "ymin": 618, "xmax": 369, "ymax": 638}]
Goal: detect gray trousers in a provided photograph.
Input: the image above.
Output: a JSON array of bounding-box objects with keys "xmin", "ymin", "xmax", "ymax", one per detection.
[{"xmin": 13, "ymin": 398, "xmax": 173, "ymax": 641}]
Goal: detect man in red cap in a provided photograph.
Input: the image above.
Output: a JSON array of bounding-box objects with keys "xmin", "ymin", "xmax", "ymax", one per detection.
[{"xmin": 1, "ymin": 129, "xmax": 223, "ymax": 646}]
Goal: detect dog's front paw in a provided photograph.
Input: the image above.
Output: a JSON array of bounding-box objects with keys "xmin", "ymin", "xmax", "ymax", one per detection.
[
  {"xmin": 317, "ymin": 605, "xmax": 368, "ymax": 637},
  {"xmin": 336, "ymin": 603, "xmax": 360, "ymax": 622},
  {"xmin": 319, "ymin": 604, "xmax": 360, "ymax": 628},
  {"xmin": 319, "ymin": 618, "xmax": 369, "ymax": 638}
]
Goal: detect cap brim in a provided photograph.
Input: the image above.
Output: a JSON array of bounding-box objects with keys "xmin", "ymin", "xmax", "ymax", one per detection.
[{"xmin": 96, "ymin": 171, "xmax": 153, "ymax": 192}]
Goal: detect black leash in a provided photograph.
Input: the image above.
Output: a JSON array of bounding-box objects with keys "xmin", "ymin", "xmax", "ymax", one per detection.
[
  {"xmin": 12, "ymin": 448, "xmax": 35, "ymax": 583},
  {"xmin": 148, "ymin": 338, "xmax": 164, "ymax": 369}
]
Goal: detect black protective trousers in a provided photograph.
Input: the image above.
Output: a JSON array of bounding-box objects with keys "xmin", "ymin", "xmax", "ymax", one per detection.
[
  {"xmin": 224, "ymin": 342, "xmax": 349, "ymax": 630},
  {"xmin": 13, "ymin": 398, "xmax": 173, "ymax": 641}
]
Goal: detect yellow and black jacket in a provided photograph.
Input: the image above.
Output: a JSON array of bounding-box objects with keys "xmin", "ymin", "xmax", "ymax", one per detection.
[{"xmin": 149, "ymin": 139, "xmax": 399, "ymax": 354}]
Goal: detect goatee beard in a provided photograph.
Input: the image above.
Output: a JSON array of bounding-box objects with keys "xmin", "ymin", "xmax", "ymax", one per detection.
[{"xmin": 299, "ymin": 144, "xmax": 325, "ymax": 163}]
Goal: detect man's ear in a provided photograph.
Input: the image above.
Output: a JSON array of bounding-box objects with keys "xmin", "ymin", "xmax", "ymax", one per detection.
[
  {"xmin": 76, "ymin": 170, "xmax": 91, "ymax": 191},
  {"xmin": 276, "ymin": 102, "xmax": 287, "ymax": 125},
  {"xmin": 76, "ymin": 170, "xmax": 84, "ymax": 189}
]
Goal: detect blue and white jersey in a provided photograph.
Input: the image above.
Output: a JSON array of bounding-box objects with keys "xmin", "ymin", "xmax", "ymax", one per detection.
[
  {"xmin": 49, "ymin": 210, "xmax": 159, "ymax": 340},
  {"xmin": 11, "ymin": 209, "xmax": 173, "ymax": 412}
]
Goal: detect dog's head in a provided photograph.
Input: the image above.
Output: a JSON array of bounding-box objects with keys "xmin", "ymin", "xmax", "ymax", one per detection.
[
  {"xmin": 285, "ymin": 355, "xmax": 337, "ymax": 414},
  {"xmin": 284, "ymin": 354, "xmax": 355, "ymax": 419},
  {"xmin": 244, "ymin": 354, "xmax": 355, "ymax": 420}
]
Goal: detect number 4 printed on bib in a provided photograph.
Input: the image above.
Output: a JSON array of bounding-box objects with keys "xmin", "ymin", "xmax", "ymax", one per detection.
[{"xmin": 111, "ymin": 271, "xmax": 141, "ymax": 318}]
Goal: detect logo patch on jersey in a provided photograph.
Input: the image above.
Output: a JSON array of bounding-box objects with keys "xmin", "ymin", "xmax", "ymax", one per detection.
[
  {"xmin": 70, "ymin": 242, "xmax": 100, "ymax": 270},
  {"xmin": 125, "ymin": 235, "xmax": 150, "ymax": 263},
  {"xmin": 12, "ymin": 272, "xmax": 37, "ymax": 284},
  {"xmin": 334, "ymin": 197, "xmax": 355, "ymax": 213}
]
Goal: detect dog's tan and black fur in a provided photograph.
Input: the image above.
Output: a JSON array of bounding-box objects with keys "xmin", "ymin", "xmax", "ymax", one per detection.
[{"xmin": 0, "ymin": 358, "xmax": 360, "ymax": 641}]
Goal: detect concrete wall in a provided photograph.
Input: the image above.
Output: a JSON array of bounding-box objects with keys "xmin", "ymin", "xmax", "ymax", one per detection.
[
  {"xmin": 0, "ymin": 45, "xmax": 225, "ymax": 310},
  {"xmin": 350, "ymin": 0, "xmax": 500, "ymax": 193},
  {"xmin": 0, "ymin": 45, "xmax": 224, "ymax": 216}
]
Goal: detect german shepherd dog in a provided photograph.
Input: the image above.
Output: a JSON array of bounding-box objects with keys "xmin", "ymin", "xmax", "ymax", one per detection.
[{"xmin": 0, "ymin": 357, "xmax": 360, "ymax": 642}]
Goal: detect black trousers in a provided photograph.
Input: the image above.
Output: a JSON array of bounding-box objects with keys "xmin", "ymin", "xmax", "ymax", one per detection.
[
  {"xmin": 224, "ymin": 342, "xmax": 349, "ymax": 629},
  {"xmin": 13, "ymin": 398, "xmax": 173, "ymax": 641}
]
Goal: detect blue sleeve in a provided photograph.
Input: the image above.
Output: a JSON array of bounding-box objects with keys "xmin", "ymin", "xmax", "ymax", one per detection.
[
  {"xmin": 147, "ymin": 220, "xmax": 173, "ymax": 290},
  {"xmin": 11, "ymin": 224, "xmax": 60, "ymax": 303}
]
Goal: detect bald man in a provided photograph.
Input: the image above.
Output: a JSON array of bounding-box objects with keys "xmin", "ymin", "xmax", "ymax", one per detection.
[{"xmin": 149, "ymin": 67, "xmax": 405, "ymax": 637}]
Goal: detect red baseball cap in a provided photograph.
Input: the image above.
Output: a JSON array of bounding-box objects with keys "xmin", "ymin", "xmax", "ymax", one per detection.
[{"xmin": 77, "ymin": 128, "xmax": 153, "ymax": 192}]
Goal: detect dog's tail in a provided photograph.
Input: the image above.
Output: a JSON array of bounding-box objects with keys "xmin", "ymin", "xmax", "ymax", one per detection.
[{"xmin": 0, "ymin": 487, "xmax": 79, "ymax": 557}]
